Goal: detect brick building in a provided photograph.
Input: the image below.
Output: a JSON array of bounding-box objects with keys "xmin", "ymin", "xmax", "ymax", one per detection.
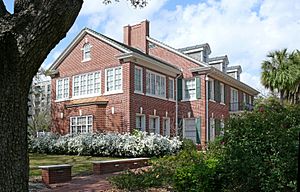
[{"xmin": 49, "ymin": 20, "xmax": 258, "ymax": 145}]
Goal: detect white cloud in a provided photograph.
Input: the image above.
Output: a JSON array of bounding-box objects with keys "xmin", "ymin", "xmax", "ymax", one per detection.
[{"xmin": 49, "ymin": 0, "xmax": 300, "ymax": 92}]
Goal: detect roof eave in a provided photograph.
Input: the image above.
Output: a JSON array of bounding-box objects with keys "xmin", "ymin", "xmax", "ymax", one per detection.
[{"xmin": 190, "ymin": 67, "xmax": 259, "ymax": 95}]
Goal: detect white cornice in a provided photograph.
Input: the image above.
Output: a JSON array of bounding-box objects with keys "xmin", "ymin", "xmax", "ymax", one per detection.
[
  {"xmin": 116, "ymin": 52, "xmax": 181, "ymax": 76},
  {"xmin": 190, "ymin": 67, "xmax": 259, "ymax": 95}
]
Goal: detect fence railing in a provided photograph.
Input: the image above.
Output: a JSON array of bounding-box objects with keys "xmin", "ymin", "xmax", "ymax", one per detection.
[{"xmin": 229, "ymin": 102, "xmax": 254, "ymax": 112}]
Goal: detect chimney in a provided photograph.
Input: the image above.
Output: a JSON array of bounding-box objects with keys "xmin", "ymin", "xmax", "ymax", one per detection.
[{"xmin": 123, "ymin": 20, "xmax": 149, "ymax": 54}]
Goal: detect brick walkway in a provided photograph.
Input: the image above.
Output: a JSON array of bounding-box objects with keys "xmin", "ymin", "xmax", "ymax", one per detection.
[{"xmin": 39, "ymin": 173, "xmax": 118, "ymax": 192}]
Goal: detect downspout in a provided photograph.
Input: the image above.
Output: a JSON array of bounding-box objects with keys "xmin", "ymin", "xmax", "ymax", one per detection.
[
  {"xmin": 175, "ymin": 73, "xmax": 182, "ymax": 136},
  {"xmin": 205, "ymin": 74, "xmax": 209, "ymax": 144}
]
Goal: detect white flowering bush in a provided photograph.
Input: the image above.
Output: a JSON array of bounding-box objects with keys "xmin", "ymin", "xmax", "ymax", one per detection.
[{"xmin": 28, "ymin": 131, "xmax": 182, "ymax": 157}]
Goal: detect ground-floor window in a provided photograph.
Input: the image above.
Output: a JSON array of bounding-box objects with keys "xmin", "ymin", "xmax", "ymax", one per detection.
[
  {"xmin": 135, "ymin": 114, "xmax": 145, "ymax": 131},
  {"xmin": 163, "ymin": 118, "xmax": 170, "ymax": 137},
  {"xmin": 183, "ymin": 118, "xmax": 196, "ymax": 143},
  {"xmin": 70, "ymin": 115, "xmax": 93, "ymax": 134},
  {"xmin": 209, "ymin": 118, "xmax": 215, "ymax": 141},
  {"xmin": 149, "ymin": 116, "xmax": 160, "ymax": 134}
]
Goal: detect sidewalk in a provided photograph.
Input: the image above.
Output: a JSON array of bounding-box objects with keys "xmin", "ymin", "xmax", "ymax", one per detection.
[{"xmin": 30, "ymin": 173, "xmax": 118, "ymax": 192}]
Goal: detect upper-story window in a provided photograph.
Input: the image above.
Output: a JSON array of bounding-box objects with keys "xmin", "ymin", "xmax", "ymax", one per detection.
[
  {"xmin": 134, "ymin": 66, "xmax": 143, "ymax": 93},
  {"xmin": 220, "ymin": 83, "xmax": 225, "ymax": 103},
  {"xmin": 73, "ymin": 71, "xmax": 100, "ymax": 98},
  {"xmin": 184, "ymin": 79, "xmax": 196, "ymax": 100},
  {"xmin": 105, "ymin": 66, "xmax": 122, "ymax": 94},
  {"xmin": 208, "ymin": 79, "xmax": 214, "ymax": 100},
  {"xmin": 56, "ymin": 78, "xmax": 69, "ymax": 100},
  {"xmin": 146, "ymin": 70, "xmax": 166, "ymax": 98},
  {"xmin": 82, "ymin": 43, "xmax": 91, "ymax": 61},
  {"xmin": 168, "ymin": 78, "xmax": 174, "ymax": 100}
]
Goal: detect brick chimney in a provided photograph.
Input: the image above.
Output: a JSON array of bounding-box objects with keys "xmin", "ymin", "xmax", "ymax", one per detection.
[{"xmin": 123, "ymin": 20, "xmax": 149, "ymax": 54}]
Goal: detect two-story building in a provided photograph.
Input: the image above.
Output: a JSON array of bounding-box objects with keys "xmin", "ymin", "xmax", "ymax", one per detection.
[{"xmin": 49, "ymin": 20, "xmax": 258, "ymax": 145}]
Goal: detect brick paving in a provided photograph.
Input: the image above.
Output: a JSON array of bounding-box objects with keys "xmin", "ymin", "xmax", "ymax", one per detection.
[{"xmin": 38, "ymin": 173, "xmax": 118, "ymax": 192}]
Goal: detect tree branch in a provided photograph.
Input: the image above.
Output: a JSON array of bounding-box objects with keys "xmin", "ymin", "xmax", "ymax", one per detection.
[{"xmin": 0, "ymin": 0, "xmax": 9, "ymax": 17}]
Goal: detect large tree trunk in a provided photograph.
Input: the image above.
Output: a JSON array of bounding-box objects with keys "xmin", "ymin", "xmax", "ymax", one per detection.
[
  {"xmin": 0, "ymin": 32, "xmax": 30, "ymax": 191},
  {"xmin": 0, "ymin": 0, "xmax": 83, "ymax": 190}
]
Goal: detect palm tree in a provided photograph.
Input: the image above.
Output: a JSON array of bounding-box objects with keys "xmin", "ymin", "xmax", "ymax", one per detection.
[
  {"xmin": 261, "ymin": 49, "xmax": 300, "ymax": 104},
  {"xmin": 261, "ymin": 49, "xmax": 289, "ymax": 103}
]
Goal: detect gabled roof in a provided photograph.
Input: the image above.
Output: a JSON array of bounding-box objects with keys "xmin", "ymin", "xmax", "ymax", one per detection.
[
  {"xmin": 49, "ymin": 28, "xmax": 180, "ymax": 73},
  {"xmin": 146, "ymin": 37, "xmax": 208, "ymax": 67},
  {"xmin": 178, "ymin": 43, "xmax": 211, "ymax": 55}
]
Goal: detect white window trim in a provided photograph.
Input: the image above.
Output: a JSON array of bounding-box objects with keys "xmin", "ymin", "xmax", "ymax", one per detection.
[
  {"xmin": 134, "ymin": 66, "xmax": 143, "ymax": 94},
  {"xmin": 135, "ymin": 113, "xmax": 146, "ymax": 132},
  {"xmin": 209, "ymin": 78, "xmax": 215, "ymax": 101},
  {"xmin": 55, "ymin": 77, "xmax": 69, "ymax": 102},
  {"xmin": 243, "ymin": 93, "xmax": 247, "ymax": 104},
  {"xmin": 72, "ymin": 71, "xmax": 101, "ymax": 100},
  {"xmin": 182, "ymin": 118, "xmax": 195, "ymax": 139},
  {"xmin": 182, "ymin": 78, "xmax": 197, "ymax": 101},
  {"xmin": 168, "ymin": 78, "xmax": 175, "ymax": 101},
  {"xmin": 149, "ymin": 115, "xmax": 160, "ymax": 134},
  {"xmin": 162, "ymin": 117, "xmax": 171, "ymax": 137},
  {"xmin": 81, "ymin": 43, "xmax": 92, "ymax": 62},
  {"xmin": 220, "ymin": 82, "xmax": 225, "ymax": 104},
  {"xmin": 104, "ymin": 66, "xmax": 123, "ymax": 95},
  {"xmin": 70, "ymin": 115, "xmax": 93, "ymax": 134},
  {"xmin": 146, "ymin": 70, "xmax": 166, "ymax": 98}
]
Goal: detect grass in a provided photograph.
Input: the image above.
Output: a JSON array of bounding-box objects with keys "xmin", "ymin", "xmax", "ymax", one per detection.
[{"xmin": 29, "ymin": 153, "xmax": 117, "ymax": 177}]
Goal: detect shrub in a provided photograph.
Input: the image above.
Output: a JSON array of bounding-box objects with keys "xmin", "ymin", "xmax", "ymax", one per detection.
[
  {"xmin": 221, "ymin": 103, "xmax": 300, "ymax": 192},
  {"xmin": 109, "ymin": 147, "xmax": 222, "ymax": 192},
  {"xmin": 28, "ymin": 131, "xmax": 182, "ymax": 157}
]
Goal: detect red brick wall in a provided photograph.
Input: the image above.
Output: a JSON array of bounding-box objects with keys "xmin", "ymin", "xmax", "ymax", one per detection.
[{"xmin": 51, "ymin": 33, "xmax": 131, "ymax": 134}]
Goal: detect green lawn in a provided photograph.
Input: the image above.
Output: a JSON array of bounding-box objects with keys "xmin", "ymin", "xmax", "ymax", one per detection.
[{"xmin": 29, "ymin": 153, "xmax": 117, "ymax": 177}]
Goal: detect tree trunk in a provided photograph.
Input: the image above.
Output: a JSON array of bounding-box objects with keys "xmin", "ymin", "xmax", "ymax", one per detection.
[
  {"xmin": 0, "ymin": 0, "xmax": 83, "ymax": 190},
  {"xmin": 0, "ymin": 33, "xmax": 30, "ymax": 191}
]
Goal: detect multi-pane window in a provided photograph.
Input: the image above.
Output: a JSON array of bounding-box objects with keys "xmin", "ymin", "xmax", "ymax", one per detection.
[
  {"xmin": 168, "ymin": 78, "xmax": 174, "ymax": 100},
  {"xmin": 163, "ymin": 118, "xmax": 170, "ymax": 136},
  {"xmin": 149, "ymin": 116, "xmax": 159, "ymax": 134},
  {"xmin": 134, "ymin": 66, "xmax": 143, "ymax": 92},
  {"xmin": 184, "ymin": 79, "xmax": 196, "ymax": 100},
  {"xmin": 73, "ymin": 71, "xmax": 100, "ymax": 97},
  {"xmin": 105, "ymin": 67, "xmax": 122, "ymax": 93},
  {"xmin": 220, "ymin": 83, "xmax": 225, "ymax": 103},
  {"xmin": 56, "ymin": 78, "xmax": 69, "ymax": 100},
  {"xmin": 136, "ymin": 115, "xmax": 145, "ymax": 131},
  {"xmin": 146, "ymin": 70, "xmax": 166, "ymax": 97},
  {"xmin": 70, "ymin": 115, "xmax": 93, "ymax": 134},
  {"xmin": 82, "ymin": 43, "xmax": 91, "ymax": 61}
]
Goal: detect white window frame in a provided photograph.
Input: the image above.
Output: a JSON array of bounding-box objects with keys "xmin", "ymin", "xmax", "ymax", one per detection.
[
  {"xmin": 104, "ymin": 66, "xmax": 123, "ymax": 95},
  {"xmin": 149, "ymin": 115, "xmax": 160, "ymax": 134},
  {"xmin": 146, "ymin": 70, "xmax": 166, "ymax": 99},
  {"xmin": 230, "ymin": 88, "xmax": 239, "ymax": 111},
  {"xmin": 134, "ymin": 66, "xmax": 143, "ymax": 94},
  {"xmin": 183, "ymin": 118, "xmax": 196, "ymax": 143},
  {"xmin": 72, "ymin": 71, "xmax": 101, "ymax": 99},
  {"xmin": 220, "ymin": 83, "xmax": 225, "ymax": 104},
  {"xmin": 135, "ymin": 114, "xmax": 146, "ymax": 132},
  {"xmin": 70, "ymin": 115, "xmax": 93, "ymax": 134},
  {"xmin": 82, "ymin": 43, "xmax": 92, "ymax": 62},
  {"xmin": 56, "ymin": 77, "xmax": 69, "ymax": 101},
  {"xmin": 163, "ymin": 117, "xmax": 170, "ymax": 137},
  {"xmin": 168, "ymin": 78, "xmax": 175, "ymax": 100},
  {"xmin": 183, "ymin": 78, "xmax": 196, "ymax": 101},
  {"xmin": 209, "ymin": 79, "xmax": 214, "ymax": 101},
  {"xmin": 243, "ymin": 93, "xmax": 247, "ymax": 104},
  {"xmin": 249, "ymin": 95, "xmax": 252, "ymax": 105}
]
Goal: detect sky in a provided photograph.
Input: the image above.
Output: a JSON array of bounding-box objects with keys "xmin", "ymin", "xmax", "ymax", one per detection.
[{"xmin": 3, "ymin": 0, "xmax": 300, "ymax": 94}]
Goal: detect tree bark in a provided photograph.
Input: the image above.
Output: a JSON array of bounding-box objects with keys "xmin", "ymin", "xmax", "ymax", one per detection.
[{"xmin": 0, "ymin": 0, "xmax": 83, "ymax": 190}]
